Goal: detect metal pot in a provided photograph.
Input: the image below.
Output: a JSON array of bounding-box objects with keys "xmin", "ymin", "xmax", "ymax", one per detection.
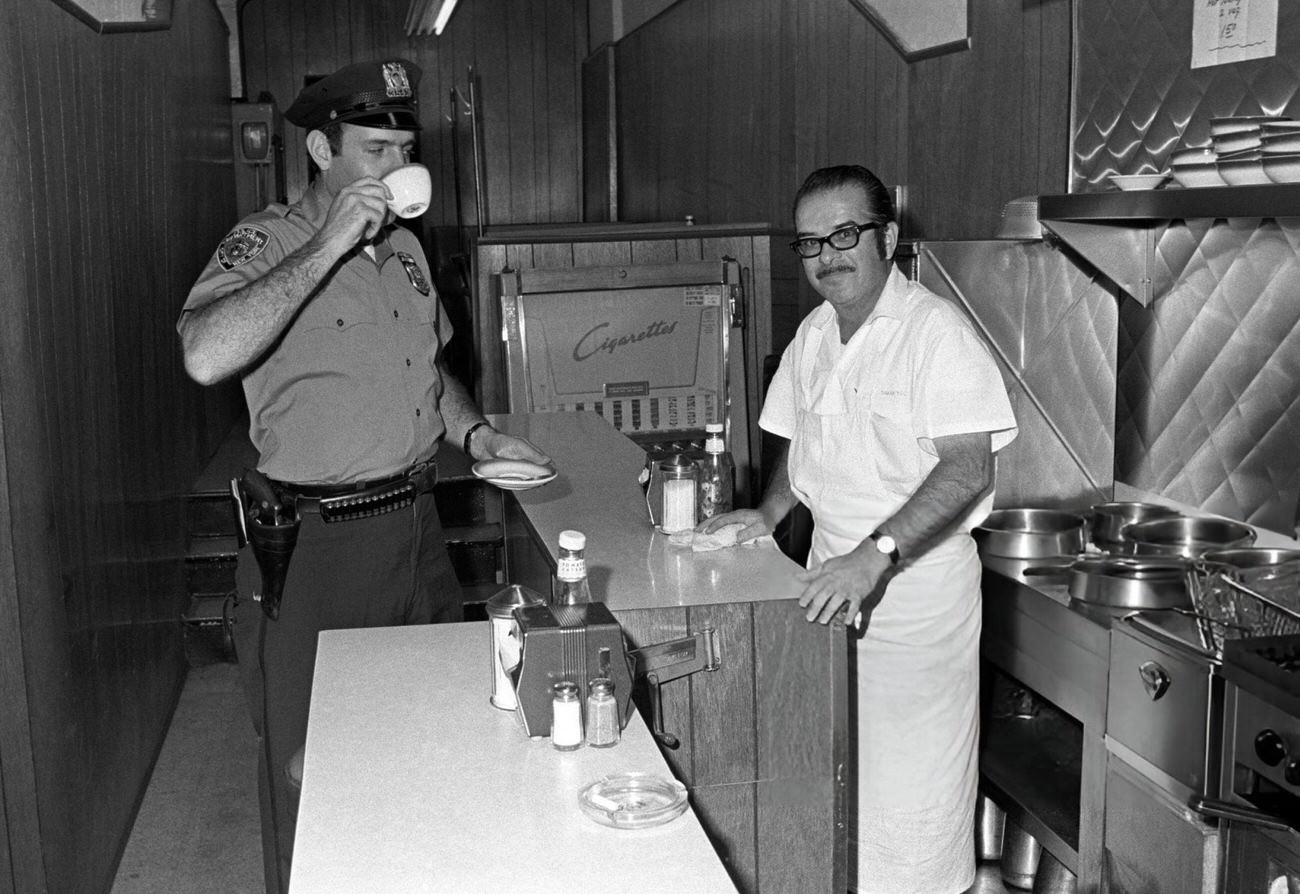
[
  {"xmin": 1000, "ymin": 823, "xmax": 1042, "ymax": 890},
  {"xmin": 1089, "ymin": 501, "xmax": 1181, "ymax": 546},
  {"xmin": 1201, "ymin": 547, "xmax": 1300, "ymax": 573},
  {"xmin": 1121, "ymin": 517, "xmax": 1256, "ymax": 558},
  {"xmin": 1023, "ymin": 555, "xmax": 1192, "ymax": 609},
  {"xmin": 975, "ymin": 793, "xmax": 1006, "ymax": 861},
  {"xmin": 974, "ymin": 508, "xmax": 1087, "ymax": 559},
  {"xmin": 1031, "ymin": 848, "xmax": 1077, "ymax": 894}
]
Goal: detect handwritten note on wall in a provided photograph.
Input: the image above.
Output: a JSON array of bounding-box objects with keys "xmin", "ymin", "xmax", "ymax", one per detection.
[{"xmin": 1192, "ymin": 0, "xmax": 1278, "ymax": 69}]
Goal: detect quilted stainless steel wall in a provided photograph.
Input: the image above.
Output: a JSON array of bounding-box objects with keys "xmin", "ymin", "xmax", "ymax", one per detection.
[
  {"xmin": 1115, "ymin": 219, "xmax": 1300, "ymax": 533},
  {"xmin": 1069, "ymin": 0, "xmax": 1300, "ymax": 534},
  {"xmin": 915, "ymin": 240, "xmax": 1118, "ymax": 510},
  {"xmin": 1073, "ymin": 0, "xmax": 1300, "ymax": 189}
]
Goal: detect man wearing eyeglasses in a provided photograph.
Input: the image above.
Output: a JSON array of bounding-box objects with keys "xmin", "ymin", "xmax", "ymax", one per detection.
[{"xmin": 701, "ymin": 164, "xmax": 1017, "ymax": 893}]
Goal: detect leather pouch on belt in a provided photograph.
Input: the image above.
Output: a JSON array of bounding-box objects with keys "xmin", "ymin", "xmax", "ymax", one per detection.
[{"xmin": 235, "ymin": 469, "xmax": 301, "ymax": 621}]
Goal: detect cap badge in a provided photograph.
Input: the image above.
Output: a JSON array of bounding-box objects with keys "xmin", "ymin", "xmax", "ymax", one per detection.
[
  {"xmin": 397, "ymin": 252, "xmax": 431, "ymax": 295},
  {"xmin": 217, "ymin": 225, "xmax": 270, "ymax": 271},
  {"xmin": 382, "ymin": 63, "xmax": 413, "ymax": 99}
]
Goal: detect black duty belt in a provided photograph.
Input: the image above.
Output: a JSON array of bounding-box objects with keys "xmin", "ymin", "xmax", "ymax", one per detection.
[{"xmin": 272, "ymin": 459, "xmax": 438, "ymax": 524}]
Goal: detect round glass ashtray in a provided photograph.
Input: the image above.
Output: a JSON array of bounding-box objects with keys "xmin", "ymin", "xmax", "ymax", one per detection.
[{"xmin": 578, "ymin": 771, "xmax": 689, "ymax": 829}]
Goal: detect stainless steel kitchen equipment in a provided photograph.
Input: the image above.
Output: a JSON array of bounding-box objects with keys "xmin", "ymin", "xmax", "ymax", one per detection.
[
  {"xmin": 1190, "ymin": 635, "xmax": 1300, "ymax": 892},
  {"xmin": 976, "ymin": 793, "xmax": 1007, "ymax": 861},
  {"xmin": 973, "ymin": 509, "xmax": 1088, "ymax": 559},
  {"xmin": 1103, "ymin": 610, "xmax": 1224, "ymax": 893},
  {"xmin": 1031, "ymin": 849, "xmax": 1077, "ymax": 894},
  {"xmin": 1001, "ymin": 822, "xmax": 1043, "ymax": 889},
  {"xmin": 1089, "ymin": 502, "xmax": 1181, "ymax": 549},
  {"xmin": 1187, "ymin": 551, "xmax": 1300, "ymax": 657},
  {"xmin": 1121, "ymin": 517, "xmax": 1257, "ymax": 558},
  {"xmin": 1108, "ymin": 612, "xmax": 1225, "ymax": 796},
  {"xmin": 1022, "ymin": 554, "xmax": 1191, "ymax": 609}
]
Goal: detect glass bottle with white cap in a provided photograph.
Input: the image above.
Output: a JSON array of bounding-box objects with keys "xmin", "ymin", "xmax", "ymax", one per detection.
[
  {"xmin": 698, "ymin": 421, "xmax": 735, "ymax": 519},
  {"xmin": 552, "ymin": 530, "xmax": 593, "ymax": 605}
]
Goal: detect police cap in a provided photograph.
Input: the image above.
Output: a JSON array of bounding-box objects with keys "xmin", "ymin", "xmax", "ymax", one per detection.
[{"xmin": 284, "ymin": 59, "xmax": 421, "ymax": 132}]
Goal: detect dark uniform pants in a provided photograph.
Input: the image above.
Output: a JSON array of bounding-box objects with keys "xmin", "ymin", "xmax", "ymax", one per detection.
[{"xmin": 233, "ymin": 490, "xmax": 462, "ymax": 894}]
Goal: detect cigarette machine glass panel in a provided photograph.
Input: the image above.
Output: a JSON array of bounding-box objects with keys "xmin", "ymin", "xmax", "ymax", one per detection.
[{"xmin": 496, "ymin": 259, "xmax": 751, "ymax": 493}]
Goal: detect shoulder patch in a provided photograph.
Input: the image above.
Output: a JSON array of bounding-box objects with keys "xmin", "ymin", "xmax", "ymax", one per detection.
[{"xmin": 217, "ymin": 226, "xmax": 271, "ymax": 271}]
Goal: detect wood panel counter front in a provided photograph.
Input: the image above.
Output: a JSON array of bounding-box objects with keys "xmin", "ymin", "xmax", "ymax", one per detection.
[{"xmin": 497, "ymin": 412, "xmax": 847, "ymax": 892}]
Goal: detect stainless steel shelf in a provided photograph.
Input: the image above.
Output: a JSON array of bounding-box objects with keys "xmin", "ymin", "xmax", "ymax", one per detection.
[
  {"xmin": 980, "ymin": 681, "xmax": 1084, "ymax": 872},
  {"xmin": 1036, "ymin": 185, "xmax": 1300, "ymax": 305},
  {"xmin": 1038, "ymin": 184, "xmax": 1300, "ymax": 222}
]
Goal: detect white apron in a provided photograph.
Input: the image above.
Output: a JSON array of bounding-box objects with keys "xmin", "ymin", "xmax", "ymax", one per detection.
[{"xmin": 790, "ymin": 322, "xmax": 981, "ymax": 894}]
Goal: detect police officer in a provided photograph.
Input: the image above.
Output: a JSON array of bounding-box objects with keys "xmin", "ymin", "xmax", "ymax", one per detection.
[{"xmin": 177, "ymin": 59, "xmax": 550, "ymax": 894}]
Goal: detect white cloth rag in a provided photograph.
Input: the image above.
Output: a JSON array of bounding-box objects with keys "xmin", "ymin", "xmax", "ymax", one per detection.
[{"xmin": 667, "ymin": 523, "xmax": 775, "ymax": 552}]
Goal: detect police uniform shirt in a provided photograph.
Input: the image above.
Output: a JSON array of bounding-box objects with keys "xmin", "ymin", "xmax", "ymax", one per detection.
[{"xmin": 180, "ymin": 181, "xmax": 450, "ymax": 485}]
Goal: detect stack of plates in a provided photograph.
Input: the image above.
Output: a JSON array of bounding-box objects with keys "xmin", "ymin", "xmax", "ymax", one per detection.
[
  {"xmin": 1260, "ymin": 120, "xmax": 1300, "ymax": 184},
  {"xmin": 1168, "ymin": 115, "xmax": 1298, "ymax": 187},
  {"xmin": 1109, "ymin": 173, "xmax": 1169, "ymax": 191}
]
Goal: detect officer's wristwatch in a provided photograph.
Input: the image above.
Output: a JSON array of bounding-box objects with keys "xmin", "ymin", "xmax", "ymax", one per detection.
[{"xmin": 868, "ymin": 530, "xmax": 901, "ymax": 565}]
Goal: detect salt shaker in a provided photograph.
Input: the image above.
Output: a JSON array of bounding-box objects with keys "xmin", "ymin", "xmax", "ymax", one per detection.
[
  {"xmin": 585, "ymin": 678, "xmax": 620, "ymax": 748},
  {"xmin": 551, "ymin": 680, "xmax": 583, "ymax": 751}
]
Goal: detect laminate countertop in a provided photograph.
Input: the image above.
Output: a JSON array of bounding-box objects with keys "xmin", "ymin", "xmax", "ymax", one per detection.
[
  {"xmin": 289, "ymin": 623, "xmax": 739, "ymax": 894},
  {"xmin": 488, "ymin": 410, "xmax": 805, "ymax": 610}
]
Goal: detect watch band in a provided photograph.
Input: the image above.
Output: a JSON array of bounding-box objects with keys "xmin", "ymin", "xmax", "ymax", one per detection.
[{"xmin": 463, "ymin": 421, "xmax": 491, "ymax": 457}]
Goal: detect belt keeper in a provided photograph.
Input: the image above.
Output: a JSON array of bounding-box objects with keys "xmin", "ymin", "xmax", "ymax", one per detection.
[{"xmin": 463, "ymin": 421, "xmax": 491, "ymax": 457}]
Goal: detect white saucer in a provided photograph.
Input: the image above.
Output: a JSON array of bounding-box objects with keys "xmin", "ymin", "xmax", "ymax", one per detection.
[{"xmin": 472, "ymin": 459, "xmax": 557, "ymax": 491}]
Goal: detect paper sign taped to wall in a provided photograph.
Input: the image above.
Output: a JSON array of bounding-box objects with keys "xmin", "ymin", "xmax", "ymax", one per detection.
[{"xmin": 1192, "ymin": 0, "xmax": 1278, "ymax": 69}]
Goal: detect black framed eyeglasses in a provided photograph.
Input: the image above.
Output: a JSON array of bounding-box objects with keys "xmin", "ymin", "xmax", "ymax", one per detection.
[{"xmin": 789, "ymin": 222, "xmax": 882, "ymax": 259}]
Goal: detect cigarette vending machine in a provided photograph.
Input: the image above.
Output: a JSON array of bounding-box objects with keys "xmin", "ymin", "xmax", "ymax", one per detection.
[{"xmin": 495, "ymin": 257, "xmax": 754, "ymax": 503}]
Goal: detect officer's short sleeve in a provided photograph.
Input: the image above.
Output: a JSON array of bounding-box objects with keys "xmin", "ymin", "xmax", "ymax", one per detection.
[{"xmin": 178, "ymin": 219, "xmax": 288, "ymax": 327}]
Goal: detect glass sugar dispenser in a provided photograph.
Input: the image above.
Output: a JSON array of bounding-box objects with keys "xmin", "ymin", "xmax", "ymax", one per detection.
[{"xmin": 645, "ymin": 454, "xmax": 698, "ymax": 533}]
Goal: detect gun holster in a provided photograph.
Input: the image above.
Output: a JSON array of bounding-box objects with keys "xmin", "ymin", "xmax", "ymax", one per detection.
[{"xmin": 232, "ymin": 469, "xmax": 301, "ymax": 621}]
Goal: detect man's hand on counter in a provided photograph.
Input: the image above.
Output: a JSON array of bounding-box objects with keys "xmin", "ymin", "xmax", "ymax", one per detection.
[{"xmin": 697, "ymin": 508, "xmax": 772, "ymax": 543}]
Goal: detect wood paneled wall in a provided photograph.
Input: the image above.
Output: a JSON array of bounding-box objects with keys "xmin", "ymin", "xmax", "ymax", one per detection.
[
  {"xmin": 614, "ymin": 0, "xmax": 1072, "ymax": 340},
  {"xmin": 907, "ymin": 0, "xmax": 1071, "ymax": 236},
  {"xmin": 240, "ymin": 0, "xmax": 590, "ymax": 229},
  {"xmin": 0, "ymin": 2, "xmax": 237, "ymax": 892}
]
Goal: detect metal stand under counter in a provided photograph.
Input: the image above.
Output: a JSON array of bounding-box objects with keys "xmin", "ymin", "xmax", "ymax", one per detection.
[{"xmin": 980, "ymin": 560, "xmax": 1111, "ymax": 894}]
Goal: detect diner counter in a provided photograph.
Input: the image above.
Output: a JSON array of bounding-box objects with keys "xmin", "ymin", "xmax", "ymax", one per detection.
[
  {"xmin": 290, "ymin": 622, "xmax": 740, "ymax": 894},
  {"xmin": 487, "ymin": 411, "xmax": 805, "ymax": 609},
  {"xmin": 293, "ymin": 411, "xmax": 847, "ymax": 893}
]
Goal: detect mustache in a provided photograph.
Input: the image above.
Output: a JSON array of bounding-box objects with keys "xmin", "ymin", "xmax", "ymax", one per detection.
[{"xmin": 816, "ymin": 265, "xmax": 855, "ymax": 279}]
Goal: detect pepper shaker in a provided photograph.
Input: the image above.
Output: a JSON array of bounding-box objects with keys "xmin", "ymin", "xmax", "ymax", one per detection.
[{"xmin": 586, "ymin": 678, "xmax": 620, "ymax": 748}]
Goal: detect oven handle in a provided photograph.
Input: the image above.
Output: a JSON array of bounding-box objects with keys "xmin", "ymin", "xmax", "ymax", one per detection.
[{"xmin": 1188, "ymin": 795, "xmax": 1294, "ymax": 833}]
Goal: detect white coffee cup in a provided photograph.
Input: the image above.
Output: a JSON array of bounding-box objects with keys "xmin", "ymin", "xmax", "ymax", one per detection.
[{"xmin": 382, "ymin": 163, "xmax": 431, "ymax": 218}]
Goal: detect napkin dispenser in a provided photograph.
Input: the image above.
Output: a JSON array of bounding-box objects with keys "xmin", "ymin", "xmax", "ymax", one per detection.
[{"xmin": 509, "ymin": 601, "xmax": 636, "ymax": 738}]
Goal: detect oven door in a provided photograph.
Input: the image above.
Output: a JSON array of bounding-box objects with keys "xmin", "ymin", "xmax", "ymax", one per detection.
[{"xmin": 1191, "ymin": 800, "xmax": 1300, "ymax": 894}]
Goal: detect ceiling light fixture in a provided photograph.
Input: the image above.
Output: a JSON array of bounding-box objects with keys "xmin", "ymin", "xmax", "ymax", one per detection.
[{"xmin": 405, "ymin": 0, "xmax": 460, "ymax": 36}]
